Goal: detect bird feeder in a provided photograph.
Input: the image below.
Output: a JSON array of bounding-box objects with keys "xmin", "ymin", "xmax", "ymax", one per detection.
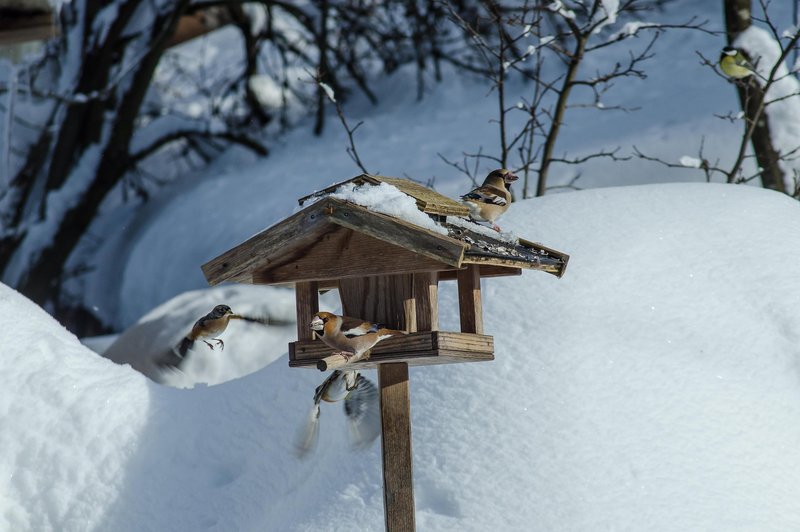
[{"xmin": 202, "ymin": 174, "xmax": 568, "ymax": 532}]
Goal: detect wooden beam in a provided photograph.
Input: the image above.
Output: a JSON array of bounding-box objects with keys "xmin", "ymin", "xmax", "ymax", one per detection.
[
  {"xmin": 379, "ymin": 363, "xmax": 415, "ymax": 532},
  {"xmin": 294, "ymin": 281, "xmax": 319, "ymax": 341},
  {"xmin": 413, "ymin": 272, "xmax": 438, "ymax": 332},
  {"xmin": 255, "ymin": 227, "xmax": 449, "ymax": 285},
  {"xmin": 457, "ymin": 264, "xmax": 483, "ymax": 334},
  {"xmin": 325, "ymin": 198, "xmax": 466, "ymax": 269},
  {"xmin": 338, "ymin": 274, "xmax": 415, "ymax": 331},
  {"xmin": 202, "ymin": 201, "xmax": 330, "ymax": 285},
  {"xmin": 289, "ymin": 331, "xmax": 494, "ymax": 369},
  {"xmin": 438, "ymin": 264, "xmax": 521, "ymax": 281}
]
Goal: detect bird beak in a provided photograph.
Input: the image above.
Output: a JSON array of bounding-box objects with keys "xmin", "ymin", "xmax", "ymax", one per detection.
[
  {"xmin": 310, "ymin": 316, "xmax": 324, "ymax": 331},
  {"xmin": 506, "ymin": 172, "xmax": 519, "ymax": 183}
]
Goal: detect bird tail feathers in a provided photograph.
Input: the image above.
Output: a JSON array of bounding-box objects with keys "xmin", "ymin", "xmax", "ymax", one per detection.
[{"xmin": 294, "ymin": 404, "xmax": 321, "ymax": 459}]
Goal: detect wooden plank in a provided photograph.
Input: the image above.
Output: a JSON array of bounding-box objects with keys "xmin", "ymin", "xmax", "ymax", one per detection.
[
  {"xmin": 517, "ymin": 237, "xmax": 570, "ymax": 278},
  {"xmin": 339, "ymin": 274, "xmax": 415, "ymax": 331},
  {"xmin": 326, "ymin": 198, "xmax": 466, "ymax": 269},
  {"xmin": 457, "ymin": 264, "xmax": 483, "ymax": 334},
  {"xmin": 438, "ymin": 265, "xmax": 522, "ymax": 281},
  {"xmin": 289, "ymin": 331, "xmax": 494, "ymax": 369},
  {"xmin": 379, "ymin": 363, "xmax": 416, "ymax": 532},
  {"xmin": 297, "ymin": 174, "xmax": 469, "ymax": 217},
  {"xmin": 294, "ymin": 281, "xmax": 319, "ymax": 341},
  {"xmin": 202, "ymin": 201, "xmax": 330, "ymax": 285},
  {"xmin": 0, "ymin": 13, "xmax": 55, "ymax": 45},
  {"xmin": 255, "ymin": 227, "xmax": 449, "ymax": 285},
  {"xmin": 413, "ymin": 272, "xmax": 438, "ymax": 332}
]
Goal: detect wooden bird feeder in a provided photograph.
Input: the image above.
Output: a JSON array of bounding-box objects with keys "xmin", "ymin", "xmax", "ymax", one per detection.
[{"xmin": 202, "ymin": 174, "xmax": 568, "ymax": 532}]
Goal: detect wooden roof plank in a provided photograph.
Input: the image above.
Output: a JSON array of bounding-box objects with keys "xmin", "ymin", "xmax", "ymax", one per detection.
[
  {"xmin": 324, "ymin": 198, "xmax": 467, "ymax": 268},
  {"xmin": 202, "ymin": 200, "xmax": 330, "ymax": 285}
]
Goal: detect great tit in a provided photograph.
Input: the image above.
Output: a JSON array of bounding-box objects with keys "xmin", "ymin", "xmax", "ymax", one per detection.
[{"xmin": 719, "ymin": 46, "xmax": 757, "ymax": 79}]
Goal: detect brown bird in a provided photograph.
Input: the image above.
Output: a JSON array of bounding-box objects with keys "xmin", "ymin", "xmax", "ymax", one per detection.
[
  {"xmin": 310, "ymin": 311, "xmax": 405, "ymax": 364},
  {"xmin": 295, "ymin": 369, "xmax": 380, "ymax": 457},
  {"xmin": 157, "ymin": 304, "xmax": 267, "ymax": 370},
  {"xmin": 461, "ymin": 168, "xmax": 519, "ymax": 231}
]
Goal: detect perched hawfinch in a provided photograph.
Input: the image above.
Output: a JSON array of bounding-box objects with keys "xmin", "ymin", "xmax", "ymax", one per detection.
[
  {"xmin": 460, "ymin": 168, "xmax": 518, "ymax": 231},
  {"xmin": 157, "ymin": 304, "xmax": 267, "ymax": 370},
  {"xmin": 295, "ymin": 369, "xmax": 380, "ymax": 457},
  {"xmin": 310, "ymin": 311, "xmax": 405, "ymax": 364}
]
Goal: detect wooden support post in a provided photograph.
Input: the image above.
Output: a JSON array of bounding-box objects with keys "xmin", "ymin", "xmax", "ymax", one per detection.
[
  {"xmin": 295, "ymin": 281, "xmax": 319, "ymax": 341},
  {"xmin": 413, "ymin": 272, "xmax": 438, "ymax": 332},
  {"xmin": 457, "ymin": 265, "xmax": 483, "ymax": 334},
  {"xmin": 379, "ymin": 362, "xmax": 415, "ymax": 532}
]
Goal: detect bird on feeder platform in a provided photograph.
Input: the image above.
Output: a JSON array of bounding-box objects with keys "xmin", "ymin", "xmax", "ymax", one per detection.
[
  {"xmin": 719, "ymin": 46, "xmax": 758, "ymax": 80},
  {"xmin": 310, "ymin": 311, "xmax": 406, "ymax": 365},
  {"xmin": 157, "ymin": 304, "xmax": 269, "ymax": 370},
  {"xmin": 295, "ymin": 369, "xmax": 380, "ymax": 457},
  {"xmin": 460, "ymin": 168, "xmax": 518, "ymax": 232}
]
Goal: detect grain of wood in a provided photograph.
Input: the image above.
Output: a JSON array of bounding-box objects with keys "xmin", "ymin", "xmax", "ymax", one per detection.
[
  {"xmin": 379, "ymin": 363, "xmax": 415, "ymax": 532},
  {"xmin": 457, "ymin": 265, "xmax": 483, "ymax": 334},
  {"xmin": 294, "ymin": 281, "xmax": 319, "ymax": 341}
]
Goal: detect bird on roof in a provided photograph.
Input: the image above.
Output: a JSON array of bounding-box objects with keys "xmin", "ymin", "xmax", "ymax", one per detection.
[
  {"xmin": 719, "ymin": 46, "xmax": 758, "ymax": 80},
  {"xmin": 295, "ymin": 369, "xmax": 380, "ymax": 457},
  {"xmin": 156, "ymin": 304, "xmax": 268, "ymax": 370},
  {"xmin": 460, "ymin": 169, "xmax": 518, "ymax": 232},
  {"xmin": 310, "ymin": 311, "xmax": 405, "ymax": 365}
]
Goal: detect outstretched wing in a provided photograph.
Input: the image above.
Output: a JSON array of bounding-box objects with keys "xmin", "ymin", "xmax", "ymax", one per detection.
[
  {"xmin": 343, "ymin": 375, "xmax": 380, "ymax": 449},
  {"xmin": 156, "ymin": 337, "xmax": 194, "ymax": 369},
  {"xmin": 294, "ymin": 404, "xmax": 321, "ymax": 458}
]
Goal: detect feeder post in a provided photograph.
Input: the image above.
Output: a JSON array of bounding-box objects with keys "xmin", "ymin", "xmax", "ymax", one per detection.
[{"xmin": 339, "ymin": 274, "xmax": 417, "ymax": 531}]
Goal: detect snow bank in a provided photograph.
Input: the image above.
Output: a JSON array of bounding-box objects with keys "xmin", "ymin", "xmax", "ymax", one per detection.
[{"xmin": 5, "ymin": 182, "xmax": 800, "ymax": 531}]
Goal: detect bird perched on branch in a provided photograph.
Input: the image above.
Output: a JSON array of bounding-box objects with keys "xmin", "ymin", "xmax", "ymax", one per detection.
[
  {"xmin": 295, "ymin": 369, "xmax": 380, "ymax": 457},
  {"xmin": 461, "ymin": 168, "xmax": 518, "ymax": 232},
  {"xmin": 719, "ymin": 46, "xmax": 758, "ymax": 79},
  {"xmin": 310, "ymin": 311, "xmax": 405, "ymax": 364},
  {"xmin": 157, "ymin": 304, "xmax": 268, "ymax": 370}
]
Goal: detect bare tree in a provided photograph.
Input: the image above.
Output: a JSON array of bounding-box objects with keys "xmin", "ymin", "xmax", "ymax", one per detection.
[{"xmin": 439, "ymin": 0, "xmax": 711, "ymax": 198}]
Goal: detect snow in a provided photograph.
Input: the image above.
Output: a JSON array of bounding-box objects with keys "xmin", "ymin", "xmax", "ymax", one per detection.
[
  {"xmin": 735, "ymin": 26, "xmax": 800, "ymax": 189},
  {"xmin": 329, "ymin": 181, "xmax": 448, "ymax": 235},
  {"xmin": 5, "ymin": 183, "xmax": 800, "ymax": 531},
  {"xmin": 679, "ymin": 155, "xmax": 703, "ymax": 168}
]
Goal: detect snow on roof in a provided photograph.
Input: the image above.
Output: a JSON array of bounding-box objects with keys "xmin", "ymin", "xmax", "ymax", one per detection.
[{"xmin": 330, "ymin": 181, "xmax": 448, "ymax": 235}]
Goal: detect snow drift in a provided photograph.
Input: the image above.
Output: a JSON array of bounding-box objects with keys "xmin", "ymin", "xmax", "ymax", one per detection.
[{"xmin": 3, "ymin": 182, "xmax": 800, "ymax": 531}]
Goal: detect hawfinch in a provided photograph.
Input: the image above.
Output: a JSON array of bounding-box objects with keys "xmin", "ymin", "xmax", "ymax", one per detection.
[
  {"xmin": 295, "ymin": 369, "xmax": 380, "ymax": 457},
  {"xmin": 157, "ymin": 304, "xmax": 266, "ymax": 370},
  {"xmin": 461, "ymin": 168, "xmax": 518, "ymax": 231},
  {"xmin": 310, "ymin": 311, "xmax": 405, "ymax": 363}
]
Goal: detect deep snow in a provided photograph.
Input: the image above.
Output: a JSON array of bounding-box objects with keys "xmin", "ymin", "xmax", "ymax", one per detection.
[{"xmin": 4, "ymin": 183, "xmax": 800, "ymax": 531}]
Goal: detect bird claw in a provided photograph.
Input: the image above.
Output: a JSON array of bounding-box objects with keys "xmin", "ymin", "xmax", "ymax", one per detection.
[
  {"xmin": 215, "ymin": 339, "xmax": 225, "ymax": 351},
  {"xmin": 202, "ymin": 340, "xmax": 215, "ymax": 350}
]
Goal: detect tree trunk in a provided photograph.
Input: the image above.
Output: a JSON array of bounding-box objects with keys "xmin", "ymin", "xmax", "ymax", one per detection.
[
  {"xmin": 0, "ymin": 0, "xmax": 191, "ymax": 329},
  {"xmin": 723, "ymin": 0, "xmax": 786, "ymax": 192}
]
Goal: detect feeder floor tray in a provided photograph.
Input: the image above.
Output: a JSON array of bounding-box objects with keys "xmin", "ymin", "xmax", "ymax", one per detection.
[{"xmin": 289, "ymin": 331, "xmax": 494, "ymax": 369}]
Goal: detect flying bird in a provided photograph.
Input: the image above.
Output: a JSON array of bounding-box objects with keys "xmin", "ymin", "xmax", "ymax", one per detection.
[
  {"xmin": 460, "ymin": 168, "xmax": 518, "ymax": 232},
  {"xmin": 310, "ymin": 311, "xmax": 405, "ymax": 365},
  {"xmin": 719, "ymin": 46, "xmax": 758, "ymax": 79},
  {"xmin": 157, "ymin": 304, "xmax": 268, "ymax": 370},
  {"xmin": 295, "ymin": 369, "xmax": 380, "ymax": 457}
]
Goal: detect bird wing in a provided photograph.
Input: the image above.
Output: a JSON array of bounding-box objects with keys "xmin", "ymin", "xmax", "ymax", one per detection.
[
  {"xmin": 294, "ymin": 404, "xmax": 321, "ymax": 458},
  {"xmin": 461, "ymin": 185, "xmax": 508, "ymax": 206},
  {"xmin": 313, "ymin": 370, "xmax": 343, "ymax": 404},
  {"xmin": 343, "ymin": 375, "xmax": 380, "ymax": 449},
  {"xmin": 340, "ymin": 316, "xmax": 381, "ymax": 338},
  {"xmin": 156, "ymin": 337, "xmax": 194, "ymax": 370}
]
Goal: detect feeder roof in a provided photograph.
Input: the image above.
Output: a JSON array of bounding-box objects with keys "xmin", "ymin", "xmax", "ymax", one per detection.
[{"xmin": 202, "ymin": 176, "xmax": 568, "ymax": 286}]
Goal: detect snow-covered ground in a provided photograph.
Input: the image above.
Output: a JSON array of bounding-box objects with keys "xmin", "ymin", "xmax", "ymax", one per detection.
[{"xmin": 4, "ymin": 182, "xmax": 800, "ymax": 531}]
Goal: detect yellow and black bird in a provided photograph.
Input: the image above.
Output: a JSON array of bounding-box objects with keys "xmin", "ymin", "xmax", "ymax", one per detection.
[
  {"xmin": 295, "ymin": 369, "xmax": 380, "ymax": 457},
  {"xmin": 719, "ymin": 46, "xmax": 757, "ymax": 79},
  {"xmin": 157, "ymin": 304, "xmax": 268, "ymax": 370}
]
